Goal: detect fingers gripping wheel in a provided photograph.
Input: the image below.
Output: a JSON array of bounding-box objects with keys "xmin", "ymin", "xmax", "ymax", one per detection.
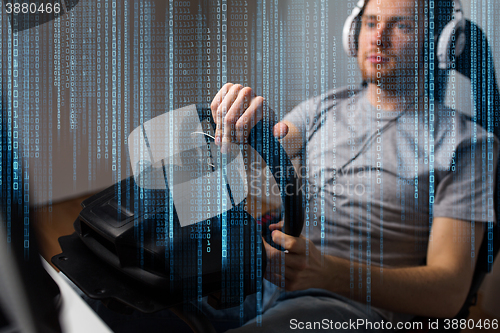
[{"xmin": 198, "ymin": 105, "xmax": 304, "ymax": 239}]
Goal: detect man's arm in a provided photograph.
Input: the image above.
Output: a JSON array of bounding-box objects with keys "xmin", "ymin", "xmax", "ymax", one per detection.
[{"xmin": 265, "ymin": 217, "xmax": 483, "ymax": 318}]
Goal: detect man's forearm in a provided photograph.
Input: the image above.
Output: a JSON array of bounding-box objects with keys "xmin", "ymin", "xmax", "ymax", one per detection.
[
  {"xmin": 268, "ymin": 218, "xmax": 481, "ymax": 319},
  {"xmin": 322, "ymin": 254, "xmax": 470, "ymax": 318}
]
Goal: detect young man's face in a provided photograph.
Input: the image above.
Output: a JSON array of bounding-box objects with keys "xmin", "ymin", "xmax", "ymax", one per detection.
[{"xmin": 357, "ymin": 0, "xmax": 426, "ymax": 86}]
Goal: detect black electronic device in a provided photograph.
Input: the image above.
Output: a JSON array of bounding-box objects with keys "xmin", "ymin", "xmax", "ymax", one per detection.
[{"xmin": 53, "ymin": 105, "xmax": 304, "ymax": 313}]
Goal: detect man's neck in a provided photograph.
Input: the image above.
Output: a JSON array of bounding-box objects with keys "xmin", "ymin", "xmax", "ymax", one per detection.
[{"xmin": 365, "ymin": 82, "xmax": 423, "ymax": 111}]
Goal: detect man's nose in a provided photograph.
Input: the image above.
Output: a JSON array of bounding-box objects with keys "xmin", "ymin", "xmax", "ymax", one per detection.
[{"xmin": 372, "ymin": 22, "xmax": 391, "ymax": 48}]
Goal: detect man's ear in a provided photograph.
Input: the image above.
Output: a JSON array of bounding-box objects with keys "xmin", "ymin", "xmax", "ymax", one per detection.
[{"xmin": 2, "ymin": 0, "xmax": 79, "ymax": 32}]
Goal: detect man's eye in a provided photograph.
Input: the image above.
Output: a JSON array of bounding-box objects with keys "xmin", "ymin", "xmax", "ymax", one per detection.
[
  {"xmin": 366, "ymin": 22, "xmax": 376, "ymax": 28},
  {"xmin": 398, "ymin": 23, "xmax": 413, "ymax": 31}
]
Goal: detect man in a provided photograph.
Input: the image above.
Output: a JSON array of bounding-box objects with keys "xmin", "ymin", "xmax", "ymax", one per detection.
[{"xmin": 210, "ymin": 0, "xmax": 497, "ymax": 331}]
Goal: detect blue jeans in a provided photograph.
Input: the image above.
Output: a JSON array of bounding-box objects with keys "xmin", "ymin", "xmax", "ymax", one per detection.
[{"xmin": 223, "ymin": 283, "xmax": 389, "ymax": 333}]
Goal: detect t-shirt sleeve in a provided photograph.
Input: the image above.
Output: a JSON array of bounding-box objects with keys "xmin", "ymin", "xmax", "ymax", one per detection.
[{"xmin": 433, "ymin": 134, "xmax": 499, "ymax": 223}]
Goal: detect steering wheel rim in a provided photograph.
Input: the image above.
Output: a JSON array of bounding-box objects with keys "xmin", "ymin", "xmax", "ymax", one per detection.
[{"xmin": 196, "ymin": 105, "xmax": 304, "ymax": 238}]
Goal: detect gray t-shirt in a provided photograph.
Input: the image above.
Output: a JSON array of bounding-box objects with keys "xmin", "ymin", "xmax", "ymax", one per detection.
[{"xmin": 283, "ymin": 86, "xmax": 498, "ymax": 319}]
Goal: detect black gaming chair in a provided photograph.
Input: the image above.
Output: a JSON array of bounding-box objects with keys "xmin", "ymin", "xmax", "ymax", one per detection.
[{"xmin": 449, "ymin": 18, "xmax": 500, "ymax": 329}]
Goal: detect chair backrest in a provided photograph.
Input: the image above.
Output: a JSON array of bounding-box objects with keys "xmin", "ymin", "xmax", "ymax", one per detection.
[
  {"xmin": 452, "ymin": 19, "xmax": 500, "ymax": 323},
  {"xmin": 425, "ymin": 20, "xmax": 500, "ymax": 333}
]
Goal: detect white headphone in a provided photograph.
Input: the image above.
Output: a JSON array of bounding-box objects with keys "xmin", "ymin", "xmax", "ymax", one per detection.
[{"xmin": 342, "ymin": 0, "xmax": 466, "ymax": 69}]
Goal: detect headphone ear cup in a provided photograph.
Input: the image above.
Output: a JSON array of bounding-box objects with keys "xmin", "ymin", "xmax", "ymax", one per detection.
[
  {"xmin": 436, "ymin": 18, "xmax": 466, "ymax": 69},
  {"xmin": 436, "ymin": 1, "xmax": 466, "ymax": 70},
  {"xmin": 351, "ymin": 17, "xmax": 362, "ymax": 57},
  {"xmin": 343, "ymin": 1, "xmax": 364, "ymax": 57},
  {"xmin": 436, "ymin": 21, "xmax": 455, "ymax": 69},
  {"xmin": 454, "ymin": 26, "xmax": 466, "ymax": 59}
]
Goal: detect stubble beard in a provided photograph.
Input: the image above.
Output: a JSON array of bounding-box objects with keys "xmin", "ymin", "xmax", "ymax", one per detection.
[{"xmin": 360, "ymin": 63, "xmax": 418, "ymax": 93}]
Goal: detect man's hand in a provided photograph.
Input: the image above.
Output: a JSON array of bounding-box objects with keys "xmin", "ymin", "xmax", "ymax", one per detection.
[
  {"xmin": 210, "ymin": 83, "xmax": 288, "ymax": 153},
  {"xmin": 262, "ymin": 218, "xmax": 484, "ymax": 318},
  {"xmin": 263, "ymin": 221, "xmax": 328, "ymax": 291}
]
